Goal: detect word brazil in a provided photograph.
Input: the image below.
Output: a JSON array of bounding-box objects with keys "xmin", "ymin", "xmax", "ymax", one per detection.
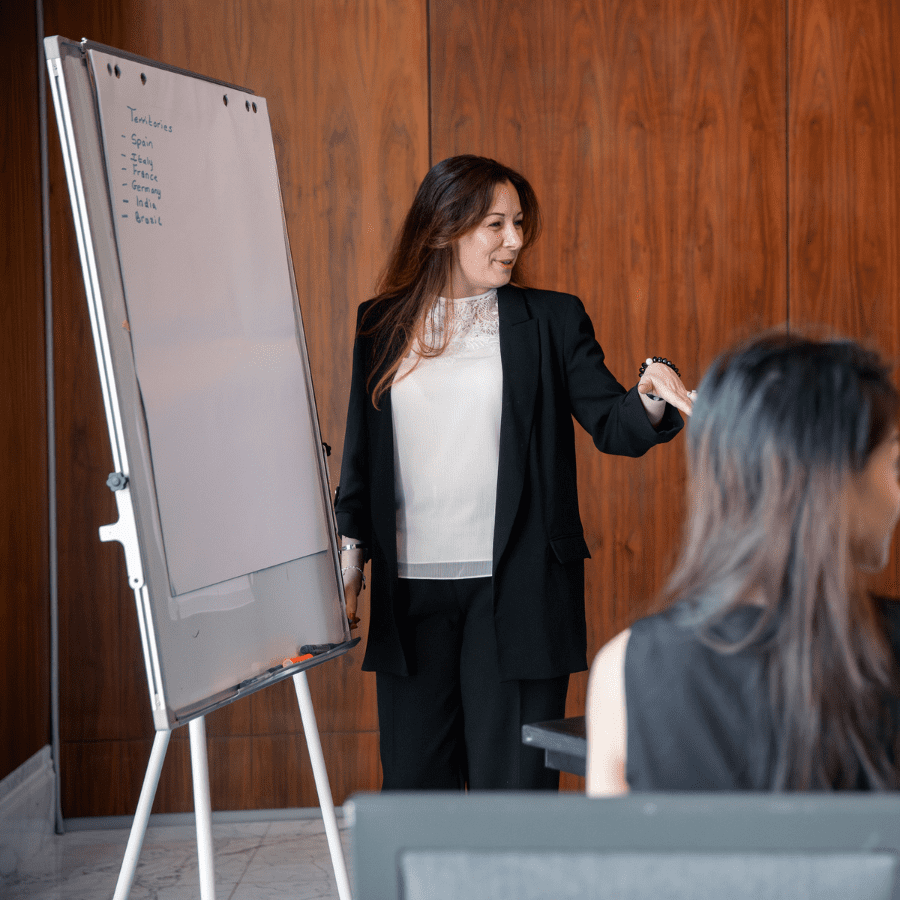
[{"xmin": 134, "ymin": 211, "xmax": 162, "ymax": 226}]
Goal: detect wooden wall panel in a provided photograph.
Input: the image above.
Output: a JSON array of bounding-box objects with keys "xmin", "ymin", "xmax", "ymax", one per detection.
[
  {"xmin": 430, "ymin": 0, "xmax": 787, "ymax": 790},
  {"xmin": 0, "ymin": 2, "xmax": 50, "ymax": 781},
  {"xmin": 44, "ymin": 0, "xmax": 427, "ymax": 815},
  {"xmin": 790, "ymin": 0, "xmax": 900, "ymax": 596},
  {"xmin": 31, "ymin": 0, "xmax": 900, "ymax": 814},
  {"xmin": 44, "ymin": 4, "xmax": 154, "ymax": 809}
]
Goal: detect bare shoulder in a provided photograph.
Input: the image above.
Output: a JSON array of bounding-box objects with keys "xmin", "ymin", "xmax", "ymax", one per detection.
[
  {"xmin": 585, "ymin": 628, "xmax": 631, "ymax": 797},
  {"xmin": 589, "ymin": 628, "xmax": 631, "ymax": 683}
]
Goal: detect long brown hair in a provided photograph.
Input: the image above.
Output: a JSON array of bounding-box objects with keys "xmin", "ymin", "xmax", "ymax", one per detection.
[
  {"xmin": 360, "ymin": 155, "xmax": 542, "ymax": 406},
  {"xmin": 662, "ymin": 333, "xmax": 900, "ymax": 789}
]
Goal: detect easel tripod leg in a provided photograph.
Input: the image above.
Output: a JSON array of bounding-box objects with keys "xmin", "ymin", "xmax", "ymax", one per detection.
[
  {"xmin": 293, "ymin": 670, "xmax": 353, "ymax": 900},
  {"xmin": 112, "ymin": 729, "xmax": 171, "ymax": 900},
  {"xmin": 189, "ymin": 715, "xmax": 217, "ymax": 900}
]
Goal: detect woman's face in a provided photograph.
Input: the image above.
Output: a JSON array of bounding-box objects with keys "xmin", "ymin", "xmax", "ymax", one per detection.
[
  {"xmin": 446, "ymin": 181, "xmax": 523, "ymax": 298},
  {"xmin": 846, "ymin": 430, "xmax": 900, "ymax": 572}
]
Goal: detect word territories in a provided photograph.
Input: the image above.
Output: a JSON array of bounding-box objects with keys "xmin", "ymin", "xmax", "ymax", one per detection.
[{"xmin": 118, "ymin": 107, "xmax": 172, "ymax": 228}]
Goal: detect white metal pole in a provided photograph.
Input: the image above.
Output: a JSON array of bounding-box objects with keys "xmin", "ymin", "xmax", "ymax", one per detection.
[
  {"xmin": 293, "ymin": 670, "xmax": 353, "ymax": 900},
  {"xmin": 189, "ymin": 716, "xmax": 217, "ymax": 900},
  {"xmin": 112, "ymin": 729, "xmax": 171, "ymax": 900}
]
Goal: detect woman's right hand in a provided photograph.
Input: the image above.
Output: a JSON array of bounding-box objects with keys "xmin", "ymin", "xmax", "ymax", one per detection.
[{"xmin": 638, "ymin": 362, "xmax": 695, "ymax": 416}]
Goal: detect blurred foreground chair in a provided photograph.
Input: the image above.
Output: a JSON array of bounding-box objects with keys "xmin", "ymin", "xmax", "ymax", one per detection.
[{"xmin": 346, "ymin": 791, "xmax": 900, "ymax": 900}]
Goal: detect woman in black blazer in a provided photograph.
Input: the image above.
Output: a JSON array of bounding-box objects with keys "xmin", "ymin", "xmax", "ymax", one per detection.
[{"xmin": 336, "ymin": 155, "xmax": 691, "ymax": 791}]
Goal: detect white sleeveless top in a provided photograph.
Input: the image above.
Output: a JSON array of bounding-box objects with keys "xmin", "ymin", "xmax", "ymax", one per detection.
[{"xmin": 390, "ymin": 289, "xmax": 502, "ymax": 579}]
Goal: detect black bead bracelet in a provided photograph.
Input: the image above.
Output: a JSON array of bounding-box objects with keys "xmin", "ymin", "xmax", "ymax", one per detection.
[{"xmin": 638, "ymin": 356, "xmax": 680, "ymax": 379}]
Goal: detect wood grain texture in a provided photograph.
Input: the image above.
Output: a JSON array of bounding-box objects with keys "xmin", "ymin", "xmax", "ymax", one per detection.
[
  {"xmin": 43, "ymin": 0, "xmax": 425, "ymax": 814},
  {"xmin": 45, "ymin": 0, "xmax": 788, "ymax": 812},
  {"xmin": 46, "ymin": 0, "xmax": 900, "ymax": 813},
  {"xmin": 789, "ymin": 0, "xmax": 900, "ymax": 597},
  {"xmin": 0, "ymin": 1, "xmax": 50, "ymax": 781},
  {"xmin": 60, "ymin": 732, "xmax": 380, "ymax": 814},
  {"xmin": 430, "ymin": 0, "xmax": 788, "ymax": 776},
  {"xmin": 43, "ymin": 7, "xmax": 151, "ymax": 752}
]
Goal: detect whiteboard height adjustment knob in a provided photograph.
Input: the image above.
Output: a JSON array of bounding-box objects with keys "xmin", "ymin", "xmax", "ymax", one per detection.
[
  {"xmin": 100, "ymin": 474, "xmax": 145, "ymax": 589},
  {"xmin": 107, "ymin": 471, "xmax": 128, "ymax": 491}
]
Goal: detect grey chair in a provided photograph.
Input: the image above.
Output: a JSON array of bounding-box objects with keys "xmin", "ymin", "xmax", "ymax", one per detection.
[{"xmin": 346, "ymin": 791, "xmax": 900, "ymax": 900}]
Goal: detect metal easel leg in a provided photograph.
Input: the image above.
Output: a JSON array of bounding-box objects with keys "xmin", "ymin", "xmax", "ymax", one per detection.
[
  {"xmin": 112, "ymin": 729, "xmax": 171, "ymax": 900},
  {"xmin": 189, "ymin": 715, "xmax": 217, "ymax": 900},
  {"xmin": 293, "ymin": 670, "xmax": 353, "ymax": 900}
]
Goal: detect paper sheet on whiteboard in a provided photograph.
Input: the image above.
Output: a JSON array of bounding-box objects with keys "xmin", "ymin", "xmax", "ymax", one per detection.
[{"xmin": 90, "ymin": 50, "xmax": 328, "ymax": 596}]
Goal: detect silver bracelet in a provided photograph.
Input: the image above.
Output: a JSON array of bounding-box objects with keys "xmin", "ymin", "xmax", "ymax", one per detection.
[
  {"xmin": 341, "ymin": 565, "xmax": 366, "ymax": 590},
  {"xmin": 340, "ymin": 542, "xmax": 366, "ymax": 552}
]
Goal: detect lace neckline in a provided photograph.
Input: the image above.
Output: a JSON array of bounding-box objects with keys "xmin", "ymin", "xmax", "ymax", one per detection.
[
  {"xmin": 438, "ymin": 288, "xmax": 497, "ymax": 305},
  {"xmin": 418, "ymin": 289, "xmax": 500, "ymax": 355}
]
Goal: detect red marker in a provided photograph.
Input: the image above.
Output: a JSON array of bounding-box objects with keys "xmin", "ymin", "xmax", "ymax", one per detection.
[{"xmin": 282, "ymin": 653, "xmax": 314, "ymax": 667}]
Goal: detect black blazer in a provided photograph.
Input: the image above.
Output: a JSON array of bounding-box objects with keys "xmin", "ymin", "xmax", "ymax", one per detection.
[{"xmin": 335, "ymin": 284, "xmax": 683, "ymax": 680}]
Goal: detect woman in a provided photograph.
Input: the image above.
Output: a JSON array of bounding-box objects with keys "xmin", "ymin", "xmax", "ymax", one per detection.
[
  {"xmin": 336, "ymin": 154, "xmax": 692, "ymax": 791},
  {"xmin": 587, "ymin": 334, "xmax": 900, "ymax": 794}
]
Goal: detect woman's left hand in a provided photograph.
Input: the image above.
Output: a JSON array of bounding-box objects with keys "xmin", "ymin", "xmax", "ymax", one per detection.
[{"xmin": 638, "ymin": 363, "xmax": 695, "ymax": 417}]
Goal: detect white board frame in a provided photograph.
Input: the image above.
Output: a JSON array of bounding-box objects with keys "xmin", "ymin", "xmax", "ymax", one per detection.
[{"xmin": 45, "ymin": 35, "xmax": 354, "ymax": 731}]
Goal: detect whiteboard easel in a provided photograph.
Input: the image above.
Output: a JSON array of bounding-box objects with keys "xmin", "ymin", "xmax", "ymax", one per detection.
[
  {"xmin": 45, "ymin": 35, "xmax": 357, "ymax": 900},
  {"xmin": 112, "ymin": 673, "xmax": 351, "ymax": 900}
]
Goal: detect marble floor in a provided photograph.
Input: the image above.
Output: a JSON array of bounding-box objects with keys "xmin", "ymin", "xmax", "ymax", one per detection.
[{"xmin": 2, "ymin": 812, "xmax": 350, "ymax": 900}]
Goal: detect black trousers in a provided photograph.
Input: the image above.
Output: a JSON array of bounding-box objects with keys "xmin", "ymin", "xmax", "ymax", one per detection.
[{"xmin": 375, "ymin": 577, "xmax": 569, "ymax": 790}]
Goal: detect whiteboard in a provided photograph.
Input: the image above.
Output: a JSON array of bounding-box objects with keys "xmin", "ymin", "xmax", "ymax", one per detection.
[{"xmin": 45, "ymin": 37, "xmax": 353, "ymax": 729}]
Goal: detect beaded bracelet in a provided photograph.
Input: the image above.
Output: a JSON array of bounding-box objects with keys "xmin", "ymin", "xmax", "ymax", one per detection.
[{"xmin": 638, "ymin": 356, "xmax": 680, "ymax": 379}]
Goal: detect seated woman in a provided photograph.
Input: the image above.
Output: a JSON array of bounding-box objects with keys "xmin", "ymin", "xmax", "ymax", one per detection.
[{"xmin": 586, "ymin": 334, "xmax": 900, "ymax": 793}]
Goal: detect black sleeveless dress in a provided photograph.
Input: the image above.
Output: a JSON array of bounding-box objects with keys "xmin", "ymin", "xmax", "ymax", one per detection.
[{"xmin": 624, "ymin": 599, "xmax": 900, "ymax": 790}]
